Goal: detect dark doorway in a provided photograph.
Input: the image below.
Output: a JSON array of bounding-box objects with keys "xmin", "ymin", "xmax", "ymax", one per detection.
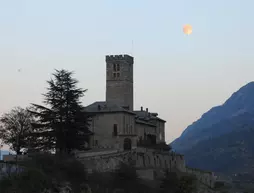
[{"xmin": 123, "ymin": 138, "xmax": 132, "ymax": 150}]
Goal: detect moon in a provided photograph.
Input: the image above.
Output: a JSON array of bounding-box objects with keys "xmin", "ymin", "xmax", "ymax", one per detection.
[{"xmin": 183, "ymin": 24, "xmax": 192, "ymax": 35}]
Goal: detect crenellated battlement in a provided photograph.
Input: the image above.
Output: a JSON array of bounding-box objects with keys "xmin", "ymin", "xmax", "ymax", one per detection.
[{"xmin": 106, "ymin": 54, "xmax": 134, "ymax": 64}]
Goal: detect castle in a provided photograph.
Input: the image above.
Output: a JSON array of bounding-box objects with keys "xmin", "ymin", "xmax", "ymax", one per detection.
[
  {"xmin": 3, "ymin": 54, "xmax": 217, "ymax": 192},
  {"xmin": 84, "ymin": 54, "xmax": 166, "ymax": 150},
  {"xmin": 76, "ymin": 54, "xmax": 217, "ymax": 193}
]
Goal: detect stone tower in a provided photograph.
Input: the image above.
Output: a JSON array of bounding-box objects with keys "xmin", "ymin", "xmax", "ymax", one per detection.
[{"xmin": 106, "ymin": 54, "xmax": 134, "ymax": 111}]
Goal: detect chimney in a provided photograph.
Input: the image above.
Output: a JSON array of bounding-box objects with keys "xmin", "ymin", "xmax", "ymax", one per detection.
[
  {"xmin": 141, "ymin": 106, "xmax": 143, "ymax": 111},
  {"xmin": 146, "ymin": 108, "xmax": 148, "ymax": 112}
]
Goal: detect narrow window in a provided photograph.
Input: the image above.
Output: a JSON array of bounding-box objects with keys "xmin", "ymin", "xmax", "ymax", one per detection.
[
  {"xmin": 113, "ymin": 124, "xmax": 118, "ymax": 136},
  {"xmin": 113, "ymin": 64, "xmax": 117, "ymax": 72},
  {"xmin": 113, "ymin": 73, "xmax": 116, "ymax": 78},
  {"xmin": 123, "ymin": 116, "xmax": 125, "ymax": 133},
  {"xmin": 117, "ymin": 64, "xmax": 120, "ymax": 71},
  {"xmin": 117, "ymin": 73, "xmax": 120, "ymax": 77}
]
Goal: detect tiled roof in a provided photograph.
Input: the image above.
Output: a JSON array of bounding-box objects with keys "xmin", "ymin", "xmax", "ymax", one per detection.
[
  {"xmin": 134, "ymin": 110, "xmax": 166, "ymax": 122},
  {"xmin": 135, "ymin": 119, "xmax": 156, "ymax": 127},
  {"xmin": 84, "ymin": 102, "xmax": 166, "ymax": 122},
  {"xmin": 84, "ymin": 101, "xmax": 135, "ymax": 114}
]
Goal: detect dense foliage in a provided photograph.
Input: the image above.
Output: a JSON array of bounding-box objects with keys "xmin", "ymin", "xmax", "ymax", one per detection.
[
  {"xmin": 0, "ymin": 153, "xmax": 88, "ymax": 193},
  {"xmin": 159, "ymin": 169, "xmax": 198, "ymax": 193},
  {"xmin": 0, "ymin": 107, "xmax": 34, "ymax": 154},
  {"xmin": 28, "ymin": 69, "xmax": 93, "ymax": 154}
]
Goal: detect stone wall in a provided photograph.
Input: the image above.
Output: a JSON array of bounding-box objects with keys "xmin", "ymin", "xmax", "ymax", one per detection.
[
  {"xmin": 134, "ymin": 148, "xmax": 185, "ymax": 172},
  {"xmin": 155, "ymin": 120, "xmax": 165, "ymax": 143},
  {"xmin": 78, "ymin": 150, "xmax": 134, "ymax": 173},
  {"xmin": 76, "ymin": 148, "xmax": 215, "ymax": 190},
  {"xmin": 77, "ymin": 148, "xmax": 185, "ymax": 179},
  {"xmin": 185, "ymin": 166, "xmax": 216, "ymax": 189},
  {"xmin": 106, "ymin": 54, "xmax": 134, "ymax": 111},
  {"xmin": 90, "ymin": 113, "xmax": 137, "ymax": 150},
  {"xmin": 90, "ymin": 113, "xmax": 126, "ymax": 149},
  {"xmin": 136, "ymin": 121, "xmax": 156, "ymax": 141}
]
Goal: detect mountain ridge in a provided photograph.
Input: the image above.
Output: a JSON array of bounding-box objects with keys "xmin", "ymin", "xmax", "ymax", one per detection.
[
  {"xmin": 171, "ymin": 81, "xmax": 254, "ymax": 152},
  {"xmin": 170, "ymin": 81, "xmax": 254, "ymax": 184}
]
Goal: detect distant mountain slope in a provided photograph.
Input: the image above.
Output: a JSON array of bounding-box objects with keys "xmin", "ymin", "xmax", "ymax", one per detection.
[
  {"xmin": 183, "ymin": 126, "xmax": 254, "ymax": 174},
  {"xmin": 170, "ymin": 81, "xmax": 254, "ymax": 183},
  {"xmin": 171, "ymin": 82, "xmax": 254, "ymax": 153}
]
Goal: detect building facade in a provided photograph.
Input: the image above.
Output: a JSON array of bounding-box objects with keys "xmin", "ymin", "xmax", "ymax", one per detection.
[{"xmin": 85, "ymin": 54, "xmax": 166, "ymax": 151}]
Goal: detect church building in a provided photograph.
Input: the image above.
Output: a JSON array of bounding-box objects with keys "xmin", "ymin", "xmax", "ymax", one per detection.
[{"xmin": 85, "ymin": 55, "xmax": 166, "ymax": 150}]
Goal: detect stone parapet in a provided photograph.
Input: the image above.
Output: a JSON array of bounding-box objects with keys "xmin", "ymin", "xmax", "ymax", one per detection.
[
  {"xmin": 106, "ymin": 54, "xmax": 134, "ymax": 64},
  {"xmin": 185, "ymin": 166, "xmax": 216, "ymax": 189},
  {"xmin": 76, "ymin": 148, "xmax": 215, "ymax": 189}
]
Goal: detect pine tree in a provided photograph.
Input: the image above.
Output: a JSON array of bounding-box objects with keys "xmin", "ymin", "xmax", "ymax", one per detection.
[{"xmin": 29, "ymin": 69, "xmax": 93, "ymax": 154}]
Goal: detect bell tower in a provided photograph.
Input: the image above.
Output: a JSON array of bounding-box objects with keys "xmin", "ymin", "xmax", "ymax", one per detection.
[{"xmin": 106, "ymin": 54, "xmax": 134, "ymax": 111}]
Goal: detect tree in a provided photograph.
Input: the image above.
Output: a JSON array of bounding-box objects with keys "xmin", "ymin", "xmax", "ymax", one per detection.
[
  {"xmin": 159, "ymin": 170, "xmax": 180, "ymax": 193},
  {"xmin": 176, "ymin": 174, "xmax": 198, "ymax": 193},
  {"xmin": 159, "ymin": 170, "xmax": 198, "ymax": 193},
  {"xmin": 0, "ymin": 152, "xmax": 88, "ymax": 193},
  {"xmin": 29, "ymin": 69, "xmax": 93, "ymax": 154},
  {"xmin": 109, "ymin": 161, "xmax": 151, "ymax": 193},
  {"xmin": 0, "ymin": 107, "xmax": 34, "ymax": 155}
]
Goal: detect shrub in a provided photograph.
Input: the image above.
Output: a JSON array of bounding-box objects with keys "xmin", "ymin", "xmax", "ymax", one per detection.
[{"xmin": 0, "ymin": 152, "xmax": 87, "ymax": 193}]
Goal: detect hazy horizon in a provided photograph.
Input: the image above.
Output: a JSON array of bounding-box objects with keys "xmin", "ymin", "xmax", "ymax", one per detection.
[{"xmin": 1, "ymin": 0, "xmax": 254, "ymax": 150}]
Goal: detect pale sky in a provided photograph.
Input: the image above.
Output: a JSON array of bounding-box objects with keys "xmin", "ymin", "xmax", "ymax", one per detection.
[{"xmin": 1, "ymin": 0, "xmax": 254, "ymax": 151}]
